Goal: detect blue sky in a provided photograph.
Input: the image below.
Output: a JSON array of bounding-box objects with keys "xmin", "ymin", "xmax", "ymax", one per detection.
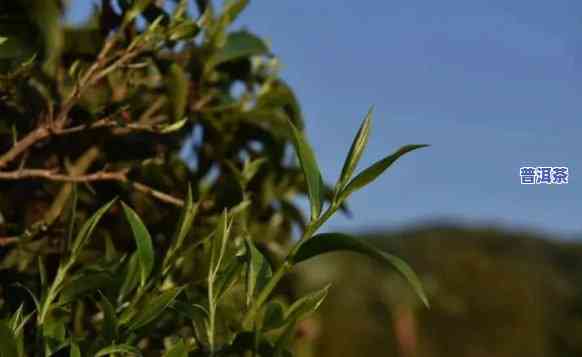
[{"xmin": 68, "ymin": 1, "xmax": 582, "ymax": 238}]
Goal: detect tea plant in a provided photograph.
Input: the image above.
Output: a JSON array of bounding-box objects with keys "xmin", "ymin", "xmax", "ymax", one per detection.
[{"xmin": 0, "ymin": 1, "xmax": 428, "ymax": 355}]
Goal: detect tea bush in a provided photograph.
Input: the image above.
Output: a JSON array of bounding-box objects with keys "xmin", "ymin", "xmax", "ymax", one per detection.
[{"xmin": 0, "ymin": 1, "xmax": 428, "ymax": 355}]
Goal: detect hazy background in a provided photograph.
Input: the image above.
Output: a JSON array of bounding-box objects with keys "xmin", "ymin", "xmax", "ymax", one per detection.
[{"xmin": 68, "ymin": 1, "xmax": 582, "ymax": 237}]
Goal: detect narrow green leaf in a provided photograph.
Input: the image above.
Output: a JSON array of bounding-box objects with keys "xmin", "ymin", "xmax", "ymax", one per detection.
[
  {"xmin": 123, "ymin": 0, "xmax": 153, "ymax": 26},
  {"xmin": 339, "ymin": 144, "xmax": 429, "ymax": 202},
  {"xmin": 222, "ymin": 0, "xmax": 249, "ymax": 23},
  {"xmin": 244, "ymin": 237, "xmax": 272, "ymax": 306},
  {"xmin": 210, "ymin": 210, "xmax": 230, "ymax": 276},
  {"xmin": 71, "ymin": 199, "xmax": 116, "ymax": 257},
  {"xmin": 0, "ymin": 37, "xmax": 7, "ymax": 46},
  {"xmin": 163, "ymin": 339, "xmax": 187, "ymax": 357},
  {"xmin": 214, "ymin": 257, "xmax": 243, "ymax": 302},
  {"xmin": 127, "ymin": 287, "xmax": 183, "ymax": 331},
  {"xmin": 38, "ymin": 257, "xmax": 47, "ymax": 289},
  {"xmin": 98, "ymin": 292, "xmax": 118, "ymax": 344},
  {"xmin": 119, "ymin": 253, "xmax": 140, "ymax": 302},
  {"xmin": 285, "ymin": 284, "xmax": 330, "ymax": 323},
  {"xmin": 293, "ymin": 233, "xmax": 429, "ymax": 307},
  {"xmin": 95, "ymin": 344, "xmax": 142, "ymax": 356},
  {"xmin": 338, "ymin": 107, "xmax": 373, "ymax": 188},
  {"xmin": 163, "ymin": 186, "xmax": 198, "ymax": 275},
  {"xmin": 122, "ymin": 202, "xmax": 155, "ymax": 288},
  {"xmin": 288, "ymin": 119, "xmax": 324, "ymax": 220},
  {"xmin": 0, "ymin": 321, "xmax": 18, "ymax": 357}
]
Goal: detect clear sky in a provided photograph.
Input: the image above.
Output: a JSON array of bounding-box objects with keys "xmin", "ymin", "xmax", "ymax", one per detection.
[{"xmin": 67, "ymin": 1, "xmax": 582, "ymax": 238}]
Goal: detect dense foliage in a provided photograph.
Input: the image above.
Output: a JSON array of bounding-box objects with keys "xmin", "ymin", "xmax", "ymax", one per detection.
[{"xmin": 0, "ymin": 1, "xmax": 428, "ymax": 356}]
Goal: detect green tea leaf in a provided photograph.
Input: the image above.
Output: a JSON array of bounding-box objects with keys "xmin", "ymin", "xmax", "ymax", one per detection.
[
  {"xmin": 210, "ymin": 210, "xmax": 230, "ymax": 277},
  {"xmin": 0, "ymin": 321, "xmax": 18, "ymax": 357},
  {"xmin": 71, "ymin": 199, "xmax": 116, "ymax": 257},
  {"xmin": 163, "ymin": 339, "xmax": 187, "ymax": 357},
  {"xmin": 127, "ymin": 287, "xmax": 183, "ymax": 331},
  {"xmin": 0, "ymin": 37, "xmax": 7, "ymax": 46},
  {"xmin": 244, "ymin": 237, "xmax": 272, "ymax": 306},
  {"xmin": 59, "ymin": 272, "xmax": 113, "ymax": 306},
  {"xmin": 339, "ymin": 144, "xmax": 429, "ymax": 202},
  {"xmin": 222, "ymin": 0, "xmax": 249, "ymax": 23},
  {"xmin": 293, "ymin": 233, "xmax": 429, "ymax": 307},
  {"xmin": 214, "ymin": 257, "xmax": 243, "ymax": 302},
  {"xmin": 285, "ymin": 284, "xmax": 330, "ymax": 324},
  {"xmin": 160, "ymin": 118, "xmax": 188, "ymax": 133},
  {"xmin": 213, "ymin": 30, "xmax": 269, "ymax": 65},
  {"xmin": 122, "ymin": 202, "xmax": 155, "ymax": 288},
  {"xmin": 163, "ymin": 186, "xmax": 198, "ymax": 275},
  {"xmin": 98, "ymin": 292, "xmax": 118, "ymax": 344},
  {"xmin": 338, "ymin": 107, "xmax": 373, "ymax": 189},
  {"xmin": 119, "ymin": 253, "xmax": 140, "ymax": 302},
  {"xmin": 95, "ymin": 344, "xmax": 142, "ymax": 356},
  {"xmin": 288, "ymin": 119, "xmax": 324, "ymax": 220}
]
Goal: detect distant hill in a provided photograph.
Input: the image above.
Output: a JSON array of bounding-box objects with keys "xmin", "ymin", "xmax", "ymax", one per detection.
[{"xmin": 294, "ymin": 224, "xmax": 582, "ymax": 357}]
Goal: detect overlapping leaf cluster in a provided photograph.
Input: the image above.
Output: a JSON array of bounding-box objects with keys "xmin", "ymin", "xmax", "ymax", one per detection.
[{"xmin": 0, "ymin": 1, "xmax": 428, "ymax": 356}]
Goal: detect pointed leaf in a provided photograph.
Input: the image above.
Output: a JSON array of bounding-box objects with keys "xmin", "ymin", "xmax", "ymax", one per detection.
[
  {"xmin": 71, "ymin": 199, "xmax": 116, "ymax": 257},
  {"xmin": 262, "ymin": 300, "xmax": 286, "ymax": 331},
  {"xmin": 288, "ymin": 120, "xmax": 324, "ymax": 220},
  {"xmin": 338, "ymin": 107, "xmax": 373, "ymax": 188},
  {"xmin": 293, "ymin": 233, "xmax": 429, "ymax": 307},
  {"xmin": 98, "ymin": 292, "xmax": 118, "ymax": 344},
  {"xmin": 127, "ymin": 287, "xmax": 183, "ymax": 331},
  {"xmin": 163, "ymin": 186, "xmax": 198, "ymax": 275},
  {"xmin": 166, "ymin": 63, "xmax": 188, "ymax": 121},
  {"xmin": 169, "ymin": 21, "xmax": 200, "ymax": 41},
  {"xmin": 339, "ymin": 145, "xmax": 429, "ymax": 201},
  {"xmin": 244, "ymin": 237, "xmax": 272, "ymax": 306},
  {"xmin": 222, "ymin": 0, "xmax": 249, "ymax": 23},
  {"xmin": 285, "ymin": 284, "xmax": 330, "ymax": 324},
  {"xmin": 95, "ymin": 344, "xmax": 142, "ymax": 356},
  {"xmin": 119, "ymin": 253, "xmax": 140, "ymax": 301},
  {"xmin": 210, "ymin": 210, "xmax": 230, "ymax": 277},
  {"xmin": 122, "ymin": 202, "xmax": 155, "ymax": 288},
  {"xmin": 0, "ymin": 37, "xmax": 7, "ymax": 46}
]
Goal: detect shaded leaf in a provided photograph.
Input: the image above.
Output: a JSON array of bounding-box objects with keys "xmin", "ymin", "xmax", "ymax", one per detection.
[
  {"xmin": 122, "ymin": 202, "xmax": 155, "ymax": 288},
  {"xmin": 167, "ymin": 63, "xmax": 189, "ymax": 121},
  {"xmin": 169, "ymin": 21, "xmax": 200, "ymax": 41},
  {"xmin": 340, "ymin": 144, "xmax": 429, "ymax": 201},
  {"xmin": 0, "ymin": 322, "xmax": 18, "ymax": 357},
  {"xmin": 244, "ymin": 237, "xmax": 272, "ymax": 306},
  {"xmin": 127, "ymin": 287, "xmax": 183, "ymax": 331},
  {"xmin": 98, "ymin": 292, "xmax": 118, "ymax": 344},
  {"xmin": 294, "ymin": 233, "xmax": 429, "ymax": 307},
  {"xmin": 262, "ymin": 300, "xmax": 286, "ymax": 331},
  {"xmin": 70, "ymin": 342, "xmax": 81, "ymax": 357}
]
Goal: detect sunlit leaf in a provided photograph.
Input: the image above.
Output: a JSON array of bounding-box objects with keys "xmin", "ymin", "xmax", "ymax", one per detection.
[
  {"xmin": 288, "ymin": 119, "xmax": 324, "ymax": 220},
  {"xmin": 339, "ymin": 144, "xmax": 429, "ymax": 202},
  {"xmin": 293, "ymin": 233, "xmax": 429, "ymax": 307},
  {"xmin": 95, "ymin": 344, "xmax": 142, "ymax": 356},
  {"xmin": 244, "ymin": 237, "xmax": 272, "ymax": 306},
  {"xmin": 285, "ymin": 284, "xmax": 330, "ymax": 323},
  {"xmin": 338, "ymin": 107, "xmax": 373, "ymax": 189}
]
